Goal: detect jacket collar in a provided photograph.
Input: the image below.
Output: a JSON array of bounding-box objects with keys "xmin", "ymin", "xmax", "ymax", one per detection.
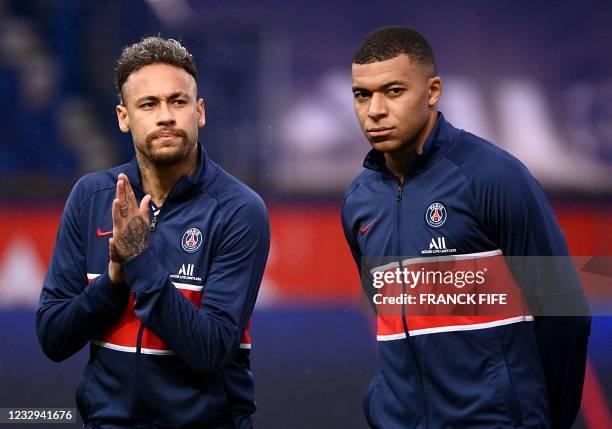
[
  {"xmin": 362, "ymin": 112, "xmax": 459, "ymax": 178},
  {"xmin": 124, "ymin": 142, "xmax": 216, "ymax": 200}
]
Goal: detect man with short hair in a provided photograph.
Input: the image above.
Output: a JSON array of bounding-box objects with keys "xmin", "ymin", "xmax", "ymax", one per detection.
[
  {"xmin": 36, "ymin": 37, "xmax": 270, "ymax": 429},
  {"xmin": 342, "ymin": 26, "xmax": 590, "ymax": 428}
]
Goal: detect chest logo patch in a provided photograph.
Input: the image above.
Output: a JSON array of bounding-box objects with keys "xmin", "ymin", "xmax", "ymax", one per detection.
[
  {"xmin": 181, "ymin": 227, "xmax": 203, "ymax": 253},
  {"xmin": 425, "ymin": 202, "xmax": 447, "ymax": 228}
]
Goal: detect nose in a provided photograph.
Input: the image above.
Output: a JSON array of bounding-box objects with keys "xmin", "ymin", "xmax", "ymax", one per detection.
[
  {"xmin": 367, "ymin": 92, "xmax": 387, "ymax": 121},
  {"xmin": 156, "ymin": 101, "xmax": 176, "ymax": 126}
]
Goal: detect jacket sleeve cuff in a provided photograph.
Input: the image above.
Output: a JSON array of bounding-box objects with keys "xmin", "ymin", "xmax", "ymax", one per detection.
[
  {"xmin": 83, "ymin": 270, "xmax": 129, "ymax": 311},
  {"xmin": 122, "ymin": 246, "xmax": 167, "ymax": 294}
]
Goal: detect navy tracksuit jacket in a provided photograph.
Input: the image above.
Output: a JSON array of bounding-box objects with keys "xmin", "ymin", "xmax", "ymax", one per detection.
[
  {"xmin": 36, "ymin": 145, "xmax": 270, "ymax": 428},
  {"xmin": 342, "ymin": 114, "xmax": 591, "ymax": 429}
]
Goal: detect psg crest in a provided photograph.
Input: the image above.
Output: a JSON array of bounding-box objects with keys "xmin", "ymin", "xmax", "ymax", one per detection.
[
  {"xmin": 425, "ymin": 202, "xmax": 447, "ymax": 228},
  {"xmin": 181, "ymin": 227, "xmax": 203, "ymax": 253}
]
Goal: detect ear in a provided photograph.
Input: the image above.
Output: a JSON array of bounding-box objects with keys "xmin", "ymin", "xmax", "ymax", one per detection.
[
  {"xmin": 116, "ymin": 104, "xmax": 130, "ymax": 133},
  {"xmin": 197, "ymin": 98, "xmax": 206, "ymax": 128},
  {"xmin": 427, "ymin": 76, "xmax": 442, "ymax": 107}
]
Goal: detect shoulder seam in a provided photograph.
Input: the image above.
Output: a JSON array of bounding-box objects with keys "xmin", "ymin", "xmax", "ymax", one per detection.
[
  {"xmin": 76, "ymin": 185, "xmax": 115, "ymax": 217},
  {"xmin": 342, "ymin": 181, "xmax": 363, "ymax": 210},
  {"xmin": 440, "ymin": 152, "xmax": 486, "ymax": 228}
]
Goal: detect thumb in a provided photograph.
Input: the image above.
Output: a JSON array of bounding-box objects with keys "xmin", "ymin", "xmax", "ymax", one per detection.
[
  {"xmin": 140, "ymin": 194, "xmax": 152, "ymax": 221},
  {"xmin": 109, "ymin": 237, "xmax": 120, "ymax": 263}
]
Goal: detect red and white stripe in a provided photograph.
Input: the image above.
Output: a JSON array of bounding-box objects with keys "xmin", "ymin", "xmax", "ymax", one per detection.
[
  {"xmin": 370, "ymin": 250, "xmax": 534, "ymax": 341},
  {"xmin": 86, "ymin": 274, "xmax": 252, "ymax": 353}
]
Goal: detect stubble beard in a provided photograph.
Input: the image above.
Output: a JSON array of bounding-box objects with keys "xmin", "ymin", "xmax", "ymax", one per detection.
[{"xmin": 140, "ymin": 128, "xmax": 195, "ymax": 167}]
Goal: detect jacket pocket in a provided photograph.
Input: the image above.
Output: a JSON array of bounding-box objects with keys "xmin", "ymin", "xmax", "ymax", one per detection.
[
  {"xmin": 75, "ymin": 367, "xmax": 91, "ymax": 424},
  {"xmin": 494, "ymin": 340, "xmax": 523, "ymax": 426},
  {"xmin": 363, "ymin": 374, "xmax": 380, "ymax": 429}
]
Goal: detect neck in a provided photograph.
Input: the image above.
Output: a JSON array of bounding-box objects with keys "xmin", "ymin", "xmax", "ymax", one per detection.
[
  {"xmin": 136, "ymin": 146, "xmax": 199, "ymax": 207},
  {"xmin": 384, "ymin": 111, "xmax": 438, "ymax": 183}
]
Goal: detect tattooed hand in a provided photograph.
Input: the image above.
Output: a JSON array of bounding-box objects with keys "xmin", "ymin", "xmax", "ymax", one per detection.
[
  {"xmin": 108, "ymin": 235, "xmax": 125, "ymax": 284},
  {"xmin": 110, "ymin": 173, "xmax": 152, "ymax": 263}
]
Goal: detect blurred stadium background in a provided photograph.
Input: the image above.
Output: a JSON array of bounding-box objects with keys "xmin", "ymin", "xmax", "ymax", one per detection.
[{"xmin": 0, "ymin": 1, "xmax": 611, "ymax": 428}]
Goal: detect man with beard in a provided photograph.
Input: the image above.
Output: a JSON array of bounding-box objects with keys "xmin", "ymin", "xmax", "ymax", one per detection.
[
  {"xmin": 36, "ymin": 37, "xmax": 270, "ymax": 429},
  {"xmin": 342, "ymin": 27, "xmax": 590, "ymax": 428}
]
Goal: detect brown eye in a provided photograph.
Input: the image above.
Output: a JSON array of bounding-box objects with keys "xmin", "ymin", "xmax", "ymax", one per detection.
[{"xmin": 354, "ymin": 91, "xmax": 370, "ymax": 100}]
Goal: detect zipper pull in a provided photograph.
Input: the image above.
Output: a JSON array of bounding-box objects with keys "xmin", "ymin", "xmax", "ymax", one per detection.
[
  {"xmin": 150, "ymin": 208, "xmax": 160, "ymax": 231},
  {"xmin": 396, "ymin": 184, "xmax": 403, "ymax": 201}
]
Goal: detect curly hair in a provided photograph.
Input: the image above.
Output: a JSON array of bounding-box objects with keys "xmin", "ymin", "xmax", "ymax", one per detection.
[
  {"xmin": 353, "ymin": 26, "xmax": 436, "ymax": 76},
  {"xmin": 115, "ymin": 36, "xmax": 198, "ymax": 103}
]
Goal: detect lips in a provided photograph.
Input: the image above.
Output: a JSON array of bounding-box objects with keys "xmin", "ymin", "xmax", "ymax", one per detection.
[
  {"xmin": 146, "ymin": 128, "xmax": 187, "ymax": 145},
  {"xmin": 157, "ymin": 132, "xmax": 179, "ymax": 138},
  {"xmin": 367, "ymin": 127, "xmax": 394, "ymax": 137}
]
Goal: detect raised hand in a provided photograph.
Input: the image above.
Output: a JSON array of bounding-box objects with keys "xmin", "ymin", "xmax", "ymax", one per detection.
[
  {"xmin": 108, "ymin": 236, "xmax": 125, "ymax": 284},
  {"xmin": 111, "ymin": 173, "xmax": 151, "ymax": 263}
]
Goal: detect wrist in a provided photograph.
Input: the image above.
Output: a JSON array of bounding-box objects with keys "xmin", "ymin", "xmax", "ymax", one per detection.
[{"xmin": 108, "ymin": 262, "xmax": 126, "ymax": 285}]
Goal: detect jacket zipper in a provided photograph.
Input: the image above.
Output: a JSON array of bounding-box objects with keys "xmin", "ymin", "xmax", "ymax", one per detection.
[
  {"xmin": 134, "ymin": 203, "xmax": 160, "ymax": 423},
  {"xmin": 135, "ymin": 205, "xmax": 161, "ymax": 356},
  {"xmin": 149, "ymin": 208, "xmax": 160, "ymax": 231},
  {"xmin": 394, "ymin": 179, "xmax": 406, "ymax": 330},
  {"xmin": 394, "ymin": 178, "xmax": 429, "ymax": 428},
  {"xmin": 395, "ymin": 180, "xmax": 407, "ymax": 327}
]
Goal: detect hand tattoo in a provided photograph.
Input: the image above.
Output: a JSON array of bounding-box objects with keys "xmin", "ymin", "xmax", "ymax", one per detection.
[
  {"xmin": 115, "ymin": 215, "xmax": 149, "ymax": 262},
  {"xmin": 112, "ymin": 173, "xmax": 152, "ymax": 263}
]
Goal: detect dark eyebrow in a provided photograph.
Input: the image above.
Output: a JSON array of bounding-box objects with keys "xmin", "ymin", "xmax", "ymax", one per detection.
[
  {"xmin": 136, "ymin": 95, "xmax": 158, "ymax": 104},
  {"xmin": 381, "ymin": 80, "xmax": 406, "ymax": 89},
  {"xmin": 135, "ymin": 92, "xmax": 189, "ymax": 104},
  {"xmin": 167, "ymin": 91, "xmax": 189, "ymax": 100},
  {"xmin": 352, "ymin": 80, "xmax": 406, "ymax": 92}
]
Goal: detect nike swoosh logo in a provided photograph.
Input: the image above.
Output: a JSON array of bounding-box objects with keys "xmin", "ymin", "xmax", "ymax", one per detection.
[
  {"xmin": 96, "ymin": 227, "xmax": 113, "ymax": 238},
  {"xmin": 360, "ymin": 219, "xmax": 376, "ymax": 235}
]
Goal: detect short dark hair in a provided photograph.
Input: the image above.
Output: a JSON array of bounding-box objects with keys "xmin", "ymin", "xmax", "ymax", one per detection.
[
  {"xmin": 352, "ymin": 26, "xmax": 437, "ymax": 75},
  {"xmin": 115, "ymin": 36, "xmax": 198, "ymax": 103}
]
